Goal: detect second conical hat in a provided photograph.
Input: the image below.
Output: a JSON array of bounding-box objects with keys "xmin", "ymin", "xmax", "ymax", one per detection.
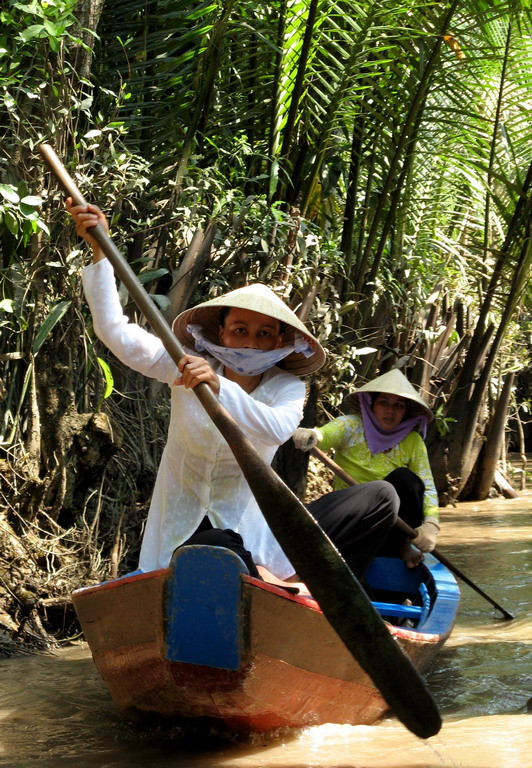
[{"xmin": 350, "ymin": 369, "xmax": 433, "ymax": 420}]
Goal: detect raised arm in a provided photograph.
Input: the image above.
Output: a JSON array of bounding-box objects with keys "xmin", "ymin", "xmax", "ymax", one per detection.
[
  {"xmin": 67, "ymin": 199, "xmax": 177, "ymax": 385},
  {"xmin": 218, "ymin": 373, "xmax": 305, "ymax": 446}
]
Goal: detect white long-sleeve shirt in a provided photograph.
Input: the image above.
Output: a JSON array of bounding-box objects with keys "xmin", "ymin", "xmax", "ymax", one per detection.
[{"xmin": 82, "ymin": 259, "xmax": 304, "ymax": 578}]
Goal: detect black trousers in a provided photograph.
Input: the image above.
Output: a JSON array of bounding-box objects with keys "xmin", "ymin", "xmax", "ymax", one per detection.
[
  {"xmin": 376, "ymin": 467, "xmax": 425, "ymax": 557},
  {"xmin": 306, "ymin": 480, "xmax": 399, "ymax": 580},
  {"xmin": 179, "ymin": 477, "xmax": 402, "ymax": 582},
  {"xmin": 179, "ymin": 517, "xmax": 261, "ymax": 578}
]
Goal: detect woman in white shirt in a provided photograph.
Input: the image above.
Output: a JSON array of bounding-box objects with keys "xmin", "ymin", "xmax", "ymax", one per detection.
[{"xmin": 67, "ymin": 200, "xmax": 398, "ymax": 589}]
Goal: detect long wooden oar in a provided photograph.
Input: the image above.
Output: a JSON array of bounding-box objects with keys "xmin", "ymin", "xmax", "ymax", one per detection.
[
  {"xmin": 39, "ymin": 143, "xmax": 442, "ymax": 738},
  {"xmin": 312, "ymin": 446, "xmax": 515, "ymax": 621}
]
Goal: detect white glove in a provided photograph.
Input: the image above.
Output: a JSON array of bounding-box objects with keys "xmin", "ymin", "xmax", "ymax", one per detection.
[
  {"xmin": 412, "ymin": 517, "xmax": 440, "ymax": 552},
  {"xmin": 292, "ymin": 427, "xmax": 322, "ymax": 452}
]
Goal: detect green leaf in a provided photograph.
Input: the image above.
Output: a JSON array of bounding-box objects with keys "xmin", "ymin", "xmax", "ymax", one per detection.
[
  {"xmin": 32, "ymin": 300, "xmax": 71, "ymax": 356},
  {"xmin": 4, "ymin": 210, "xmax": 18, "ymax": 234},
  {"xmin": 96, "ymin": 357, "xmax": 114, "ymax": 399},
  {"xmin": 43, "ymin": 20, "xmax": 60, "ymax": 37},
  {"xmin": 35, "ymin": 218, "xmax": 50, "ymax": 235},
  {"xmin": 137, "ymin": 268, "xmax": 168, "ymax": 285},
  {"xmin": 19, "ymin": 24, "xmax": 45, "ymax": 42},
  {"xmin": 151, "ymin": 294, "xmax": 171, "ymax": 312},
  {"xmin": 23, "ymin": 219, "xmax": 36, "ymax": 240},
  {"xmin": 19, "ymin": 203, "xmax": 40, "ymax": 218},
  {"xmin": 0, "ymin": 184, "xmax": 20, "ymax": 203},
  {"xmin": 20, "ymin": 195, "xmax": 43, "ymax": 207}
]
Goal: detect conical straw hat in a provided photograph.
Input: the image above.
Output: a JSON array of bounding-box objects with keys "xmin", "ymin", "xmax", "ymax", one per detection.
[
  {"xmin": 348, "ymin": 369, "xmax": 433, "ymax": 420},
  {"xmin": 172, "ymin": 283, "xmax": 325, "ymax": 376}
]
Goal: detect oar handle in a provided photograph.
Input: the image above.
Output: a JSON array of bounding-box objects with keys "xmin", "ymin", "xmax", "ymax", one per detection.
[
  {"xmin": 39, "ymin": 146, "xmax": 204, "ymax": 401},
  {"xmin": 311, "ymin": 446, "xmax": 515, "ymax": 621},
  {"xmin": 427, "ymin": 547, "xmax": 514, "ymax": 620}
]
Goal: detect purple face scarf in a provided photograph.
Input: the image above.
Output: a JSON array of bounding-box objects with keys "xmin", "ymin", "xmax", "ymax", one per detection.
[{"xmin": 358, "ymin": 392, "xmax": 427, "ymax": 455}]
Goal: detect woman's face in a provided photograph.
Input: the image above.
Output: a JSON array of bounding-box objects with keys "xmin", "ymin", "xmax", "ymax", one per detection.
[
  {"xmin": 219, "ymin": 307, "xmax": 284, "ymax": 351},
  {"xmin": 371, "ymin": 393, "xmax": 408, "ymax": 430}
]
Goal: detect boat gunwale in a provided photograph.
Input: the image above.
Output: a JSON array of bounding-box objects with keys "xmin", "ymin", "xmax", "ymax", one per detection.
[{"xmin": 72, "ymin": 552, "xmax": 460, "ymax": 645}]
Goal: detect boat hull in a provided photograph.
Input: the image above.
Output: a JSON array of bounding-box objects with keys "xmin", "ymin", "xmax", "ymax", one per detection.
[{"xmin": 72, "ymin": 547, "xmax": 460, "ymax": 732}]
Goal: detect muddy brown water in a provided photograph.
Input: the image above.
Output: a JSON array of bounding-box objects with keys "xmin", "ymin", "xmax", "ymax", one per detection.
[{"xmin": 1, "ymin": 493, "xmax": 530, "ymax": 767}]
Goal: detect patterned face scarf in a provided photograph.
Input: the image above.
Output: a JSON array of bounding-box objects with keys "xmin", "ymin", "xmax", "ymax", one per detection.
[
  {"xmin": 186, "ymin": 324, "xmax": 313, "ymax": 376},
  {"xmin": 358, "ymin": 392, "xmax": 427, "ymax": 455}
]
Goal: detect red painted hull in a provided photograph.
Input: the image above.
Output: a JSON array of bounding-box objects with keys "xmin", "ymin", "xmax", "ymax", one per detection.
[{"xmin": 73, "ymin": 551, "xmax": 458, "ymax": 733}]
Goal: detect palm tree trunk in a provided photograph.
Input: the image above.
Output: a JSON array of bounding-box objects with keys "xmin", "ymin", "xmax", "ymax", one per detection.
[{"xmin": 468, "ymin": 373, "xmax": 515, "ymax": 499}]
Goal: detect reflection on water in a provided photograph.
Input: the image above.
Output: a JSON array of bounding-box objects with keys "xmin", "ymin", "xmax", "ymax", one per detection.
[{"xmin": 0, "ymin": 494, "xmax": 530, "ymax": 768}]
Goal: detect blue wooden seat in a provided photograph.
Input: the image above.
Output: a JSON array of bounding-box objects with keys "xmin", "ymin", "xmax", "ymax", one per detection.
[{"xmin": 371, "ymin": 600, "xmax": 423, "ymax": 620}]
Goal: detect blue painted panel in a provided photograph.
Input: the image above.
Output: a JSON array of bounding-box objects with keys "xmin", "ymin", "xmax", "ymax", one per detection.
[
  {"xmin": 367, "ymin": 555, "xmax": 460, "ymax": 635},
  {"xmin": 366, "ymin": 557, "xmax": 424, "ymax": 593},
  {"xmin": 420, "ymin": 556, "xmax": 461, "ymax": 635},
  {"xmin": 164, "ymin": 546, "xmax": 248, "ymax": 670}
]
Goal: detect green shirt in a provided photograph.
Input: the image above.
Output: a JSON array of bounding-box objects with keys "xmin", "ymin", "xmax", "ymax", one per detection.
[{"xmin": 317, "ymin": 413, "xmax": 439, "ymax": 521}]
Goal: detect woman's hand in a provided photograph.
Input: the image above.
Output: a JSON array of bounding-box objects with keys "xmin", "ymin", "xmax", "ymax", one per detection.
[
  {"xmin": 292, "ymin": 427, "xmax": 322, "ymax": 452},
  {"xmin": 412, "ymin": 517, "xmax": 440, "ymax": 552},
  {"xmin": 66, "ymin": 198, "xmax": 108, "ymax": 261},
  {"xmin": 176, "ymin": 354, "xmax": 220, "ymax": 395}
]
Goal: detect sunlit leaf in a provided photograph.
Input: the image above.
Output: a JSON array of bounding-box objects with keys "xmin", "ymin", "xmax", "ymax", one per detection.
[
  {"xmin": 0, "ymin": 299, "xmax": 14, "ymax": 313},
  {"xmin": 19, "ymin": 195, "xmax": 43, "ymax": 207},
  {"xmin": 18, "ymin": 24, "xmax": 45, "ymax": 42},
  {"xmin": 0, "ymin": 184, "xmax": 20, "ymax": 203},
  {"xmin": 96, "ymin": 357, "xmax": 114, "ymax": 399}
]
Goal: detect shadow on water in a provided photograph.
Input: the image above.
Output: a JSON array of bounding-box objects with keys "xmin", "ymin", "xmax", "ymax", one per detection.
[{"xmin": 0, "ymin": 493, "xmax": 531, "ymax": 767}]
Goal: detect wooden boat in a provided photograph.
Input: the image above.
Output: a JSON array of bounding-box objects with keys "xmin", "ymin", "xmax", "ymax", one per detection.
[{"xmin": 72, "ymin": 546, "xmax": 460, "ymax": 733}]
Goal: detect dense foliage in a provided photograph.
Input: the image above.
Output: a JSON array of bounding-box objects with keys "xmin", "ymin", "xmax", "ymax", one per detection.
[{"xmin": 0, "ymin": 0, "xmax": 530, "ymax": 645}]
